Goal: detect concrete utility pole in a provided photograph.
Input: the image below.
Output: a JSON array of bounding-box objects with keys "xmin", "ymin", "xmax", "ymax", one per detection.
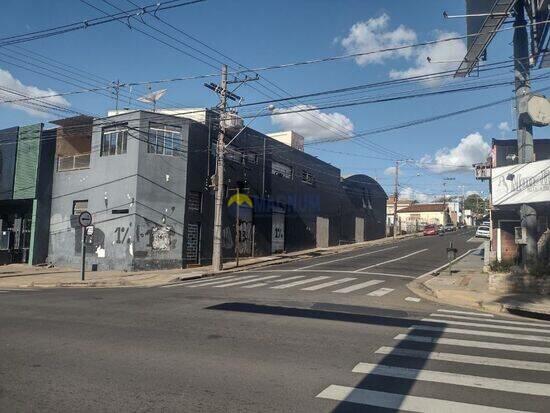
[
  {"xmin": 513, "ymin": 0, "xmax": 537, "ymax": 265},
  {"xmin": 212, "ymin": 65, "xmax": 228, "ymax": 272},
  {"xmin": 392, "ymin": 161, "xmax": 399, "ymax": 240}
]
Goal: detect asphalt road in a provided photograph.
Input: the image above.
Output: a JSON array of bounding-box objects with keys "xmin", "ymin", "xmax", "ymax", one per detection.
[{"xmin": 2, "ymin": 229, "xmax": 550, "ymax": 412}]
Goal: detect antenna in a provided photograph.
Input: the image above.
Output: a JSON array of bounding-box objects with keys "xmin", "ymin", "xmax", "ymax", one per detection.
[{"xmin": 137, "ymin": 88, "xmax": 167, "ymax": 112}]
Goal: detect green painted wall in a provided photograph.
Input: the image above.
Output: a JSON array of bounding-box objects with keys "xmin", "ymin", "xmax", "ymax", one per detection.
[{"xmin": 13, "ymin": 124, "xmax": 42, "ymax": 199}]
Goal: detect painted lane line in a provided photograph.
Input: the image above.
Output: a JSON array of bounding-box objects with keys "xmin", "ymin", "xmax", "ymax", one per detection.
[
  {"xmin": 333, "ymin": 279, "xmax": 383, "ymax": 294},
  {"xmin": 394, "ymin": 333, "xmax": 550, "ymax": 354},
  {"xmin": 437, "ymin": 309, "xmax": 493, "ymax": 317},
  {"xmin": 248, "ymin": 269, "xmax": 414, "ymax": 278},
  {"xmin": 351, "ymin": 362, "xmax": 550, "ymax": 397},
  {"xmin": 367, "ymin": 287, "xmax": 394, "ymax": 297},
  {"xmin": 375, "ymin": 346, "xmax": 550, "ymax": 372},
  {"xmin": 353, "ymin": 249, "xmax": 429, "ymax": 272},
  {"xmin": 187, "ymin": 275, "xmax": 257, "ymax": 287},
  {"xmin": 297, "ymin": 245, "xmax": 398, "ymax": 270},
  {"xmin": 405, "ymin": 297, "xmax": 421, "ymax": 302},
  {"xmin": 213, "ymin": 275, "xmax": 280, "ymax": 288},
  {"xmin": 166, "ymin": 275, "xmax": 236, "ymax": 287},
  {"xmin": 301, "ymin": 277, "xmax": 357, "ymax": 291},
  {"xmin": 421, "ymin": 318, "xmax": 550, "ymax": 334},
  {"xmin": 316, "ymin": 385, "xmax": 530, "ymax": 413},
  {"xmin": 270, "ymin": 276, "xmax": 330, "ymax": 289},
  {"xmin": 429, "ymin": 313, "xmax": 550, "ymax": 327},
  {"xmin": 409, "ymin": 324, "xmax": 550, "ymax": 343}
]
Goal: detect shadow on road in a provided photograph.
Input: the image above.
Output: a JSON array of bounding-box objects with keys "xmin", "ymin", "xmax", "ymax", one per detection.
[{"xmin": 207, "ymin": 302, "xmax": 445, "ymax": 412}]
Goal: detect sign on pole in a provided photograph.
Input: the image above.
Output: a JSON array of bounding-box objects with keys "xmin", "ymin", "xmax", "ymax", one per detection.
[
  {"xmin": 78, "ymin": 211, "xmax": 93, "ymax": 227},
  {"xmin": 78, "ymin": 211, "xmax": 92, "ymax": 281}
]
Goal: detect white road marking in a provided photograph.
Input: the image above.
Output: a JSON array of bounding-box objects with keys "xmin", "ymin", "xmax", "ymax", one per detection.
[
  {"xmin": 270, "ymin": 276, "xmax": 330, "ymax": 289},
  {"xmin": 437, "ymin": 309, "xmax": 493, "ymax": 317},
  {"xmin": 367, "ymin": 287, "xmax": 394, "ymax": 297},
  {"xmin": 375, "ymin": 346, "xmax": 550, "ymax": 372},
  {"xmin": 351, "ymin": 362, "xmax": 550, "ymax": 396},
  {"xmin": 187, "ymin": 275, "xmax": 257, "ymax": 287},
  {"xmin": 353, "ymin": 249, "xmax": 428, "ymax": 272},
  {"xmin": 421, "ymin": 318, "xmax": 550, "ymax": 334},
  {"xmin": 416, "ymin": 248, "xmax": 478, "ymax": 280},
  {"xmin": 301, "ymin": 277, "xmax": 357, "ymax": 291},
  {"xmin": 248, "ymin": 269, "xmax": 414, "ymax": 278},
  {"xmin": 316, "ymin": 385, "xmax": 529, "ymax": 413},
  {"xmin": 429, "ymin": 313, "xmax": 550, "ymax": 327},
  {"xmin": 163, "ymin": 275, "xmax": 236, "ymax": 287},
  {"xmin": 241, "ymin": 282, "xmax": 267, "ymax": 288},
  {"xmin": 394, "ymin": 334, "xmax": 550, "ymax": 354},
  {"xmin": 405, "ymin": 297, "xmax": 421, "ymax": 302},
  {"xmin": 333, "ymin": 279, "xmax": 383, "ymax": 294},
  {"xmin": 297, "ymin": 245, "xmax": 398, "ymax": 270},
  {"xmin": 213, "ymin": 275, "xmax": 280, "ymax": 288},
  {"xmin": 410, "ymin": 324, "xmax": 550, "ymax": 343}
]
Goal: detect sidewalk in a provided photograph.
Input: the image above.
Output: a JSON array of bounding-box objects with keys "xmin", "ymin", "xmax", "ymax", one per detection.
[
  {"xmin": 0, "ymin": 233, "xmax": 420, "ymax": 289},
  {"xmin": 409, "ymin": 247, "xmax": 550, "ymax": 318}
]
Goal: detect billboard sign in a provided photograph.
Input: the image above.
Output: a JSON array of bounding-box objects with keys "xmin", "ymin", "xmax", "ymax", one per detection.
[{"xmin": 492, "ymin": 159, "xmax": 550, "ymax": 205}]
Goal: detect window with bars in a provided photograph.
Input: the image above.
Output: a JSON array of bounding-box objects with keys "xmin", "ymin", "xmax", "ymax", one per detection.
[
  {"xmin": 148, "ymin": 124, "xmax": 183, "ymax": 156},
  {"xmin": 101, "ymin": 127, "xmax": 127, "ymax": 156},
  {"xmin": 301, "ymin": 169, "xmax": 314, "ymax": 185},
  {"xmin": 188, "ymin": 191, "xmax": 202, "ymax": 212},
  {"xmin": 271, "ymin": 161, "xmax": 293, "ymax": 179}
]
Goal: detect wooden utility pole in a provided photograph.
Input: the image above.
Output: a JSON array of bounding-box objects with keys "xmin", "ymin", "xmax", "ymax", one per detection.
[{"xmin": 211, "ymin": 65, "xmax": 228, "ymax": 272}]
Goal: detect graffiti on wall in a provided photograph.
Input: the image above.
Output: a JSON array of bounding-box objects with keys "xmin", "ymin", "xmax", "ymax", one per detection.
[{"xmin": 152, "ymin": 225, "xmax": 173, "ymax": 251}]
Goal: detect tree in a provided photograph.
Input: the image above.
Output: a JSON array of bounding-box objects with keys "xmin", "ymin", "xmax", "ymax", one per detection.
[{"xmin": 464, "ymin": 194, "xmax": 489, "ymax": 215}]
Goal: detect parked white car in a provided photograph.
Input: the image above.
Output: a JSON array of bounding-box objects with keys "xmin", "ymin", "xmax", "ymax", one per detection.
[{"xmin": 476, "ymin": 225, "xmax": 490, "ymax": 239}]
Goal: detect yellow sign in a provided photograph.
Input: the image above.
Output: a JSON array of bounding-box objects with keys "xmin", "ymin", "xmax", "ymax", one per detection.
[{"xmin": 227, "ymin": 193, "xmax": 253, "ymax": 208}]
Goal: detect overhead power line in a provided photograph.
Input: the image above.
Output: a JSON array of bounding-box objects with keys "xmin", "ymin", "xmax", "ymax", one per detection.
[{"xmin": 0, "ymin": 0, "xmax": 206, "ymax": 47}]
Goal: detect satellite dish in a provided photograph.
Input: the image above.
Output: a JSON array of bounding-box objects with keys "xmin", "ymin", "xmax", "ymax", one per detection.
[{"xmin": 137, "ymin": 89, "xmax": 167, "ymax": 112}]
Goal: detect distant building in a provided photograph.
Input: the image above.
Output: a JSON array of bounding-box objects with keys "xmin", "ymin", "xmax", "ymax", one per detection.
[
  {"xmin": 396, "ymin": 203, "xmax": 450, "ymax": 228},
  {"xmin": 386, "ymin": 196, "xmax": 413, "ymax": 225},
  {"xmin": 266, "ymin": 130, "xmax": 305, "ymax": 151}
]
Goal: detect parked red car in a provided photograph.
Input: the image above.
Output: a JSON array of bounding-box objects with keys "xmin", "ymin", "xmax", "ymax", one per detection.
[{"xmin": 423, "ymin": 225, "xmax": 438, "ymax": 236}]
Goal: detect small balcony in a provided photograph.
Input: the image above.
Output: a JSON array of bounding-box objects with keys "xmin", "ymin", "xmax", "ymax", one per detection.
[{"xmin": 57, "ymin": 153, "xmax": 90, "ymax": 172}]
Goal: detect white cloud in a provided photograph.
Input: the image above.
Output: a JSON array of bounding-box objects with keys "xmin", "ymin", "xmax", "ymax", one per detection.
[
  {"xmin": 419, "ymin": 132, "xmax": 491, "ymax": 173},
  {"xmin": 388, "ymin": 31, "xmax": 466, "ymax": 86},
  {"xmin": 340, "ymin": 13, "xmax": 417, "ymax": 66},
  {"xmin": 270, "ymin": 104, "xmax": 354, "ymax": 141},
  {"xmin": 399, "ymin": 186, "xmax": 435, "ymax": 203},
  {"xmin": 498, "ymin": 122, "xmax": 512, "ymax": 133},
  {"xmin": 484, "ymin": 122, "xmax": 493, "ymax": 130},
  {"xmin": 0, "ymin": 68, "xmax": 70, "ymax": 116},
  {"xmin": 384, "ymin": 166, "xmax": 396, "ymax": 176}
]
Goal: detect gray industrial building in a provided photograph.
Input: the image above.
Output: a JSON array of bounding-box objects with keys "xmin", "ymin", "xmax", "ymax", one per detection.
[{"xmin": 2, "ymin": 109, "xmax": 387, "ymax": 271}]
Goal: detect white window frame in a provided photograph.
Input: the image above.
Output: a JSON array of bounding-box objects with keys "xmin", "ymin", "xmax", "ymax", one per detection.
[
  {"xmin": 101, "ymin": 127, "xmax": 128, "ymax": 157},
  {"xmin": 148, "ymin": 124, "xmax": 183, "ymax": 157}
]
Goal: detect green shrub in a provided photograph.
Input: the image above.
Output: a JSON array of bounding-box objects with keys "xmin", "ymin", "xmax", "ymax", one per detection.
[
  {"xmin": 527, "ymin": 260, "xmax": 550, "ymax": 278},
  {"xmin": 489, "ymin": 260, "xmax": 515, "ymax": 273}
]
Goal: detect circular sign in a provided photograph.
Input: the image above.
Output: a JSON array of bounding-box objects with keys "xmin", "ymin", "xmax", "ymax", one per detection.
[
  {"xmin": 527, "ymin": 94, "xmax": 550, "ymax": 126},
  {"xmin": 78, "ymin": 211, "xmax": 93, "ymax": 227}
]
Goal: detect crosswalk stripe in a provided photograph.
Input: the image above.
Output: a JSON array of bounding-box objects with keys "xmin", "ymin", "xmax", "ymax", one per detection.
[
  {"xmin": 213, "ymin": 275, "xmax": 280, "ymax": 288},
  {"xmin": 421, "ymin": 318, "xmax": 550, "ymax": 334},
  {"xmin": 167, "ymin": 275, "xmax": 236, "ymax": 287},
  {"xmin": 353, "ymin": 248, "xmax": 428, "ymax": 272},
  {"xmin": 297, "ymin": 245, "xmax": 398, "ymax": 269},
  {"xmin": 351, "ymin": 363, "xmax": 550, "ymax": 396},
  {"xmin": 270, "ymin": 276, "xmax": 330, "ymax": 289},
  {"xmin": 316, "ymin": 385, "xmax": 529, "ymax": 413},
  {"xmin": 429, "ymin": 313, "xmax": 550, "ymax": 328},
  {"xmin": 394, "ymin": 333, "xmax": 550, "ymax": 354},
  {"xmin": 405, "ymin": 297, "xmax": 421, "ymax": 302},
  {"xmin": 410, "ymin": 325, "xmax": 550, "ymax": 343},
  {"xmin": 301, "ymin": 277, "xmax": 357, "ymax": 291},
  {"xmin": 375, "ymin": 346, "xmax": 550, "ymax": 372},
  {"xmin": 241, "ymin": 282, "xmax": 268, "ymax": 288},
  {"xmin": 367, "ymin": 287, "xmax": 394, "ymax": 297},
  {"xmin": 271, "ymin": 275, "xmax": 305, "ymax": 283},
  {"xmin": 333, "ymin": 279, "xmax": 383, "ymax": 294},
  {"xmin": 437, "ymin": 309, "xmax": 494, "ymax": 317},
  {"xmin": 187, "ymin": 275, "xmax": 257, "ymax": 287},
  {"xmin": 248, "ymin": 269, "xmax": 414, "ymax": 278}
]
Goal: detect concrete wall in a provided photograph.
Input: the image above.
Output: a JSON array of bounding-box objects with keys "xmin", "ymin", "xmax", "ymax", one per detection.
[{"xmin": 48, "ymin": 111, "xmax": 190, "ymax": 271}]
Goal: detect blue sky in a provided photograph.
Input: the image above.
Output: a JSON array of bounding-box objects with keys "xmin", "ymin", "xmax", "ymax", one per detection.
[{"xmin": 1, "ymin": 0, "xmax": 546, "ymax": 200}]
